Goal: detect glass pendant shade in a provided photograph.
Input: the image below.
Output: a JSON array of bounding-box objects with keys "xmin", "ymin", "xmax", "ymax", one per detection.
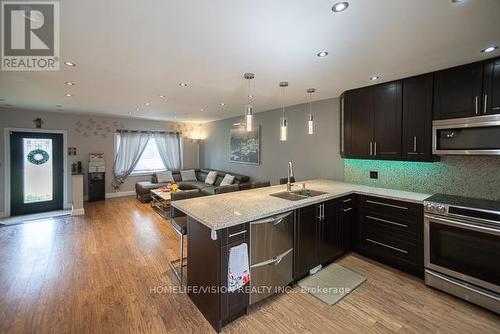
[
  {"xmin": 245, "ymin": 104, "xmax": 253, "ymax": 132},
  {"xmin": 308, "ymin": 114, "xmax": 314, "ymax": 134},
  {"xmin": 280, "ymin": 117, "xmax": 288, "ymax": 141}
]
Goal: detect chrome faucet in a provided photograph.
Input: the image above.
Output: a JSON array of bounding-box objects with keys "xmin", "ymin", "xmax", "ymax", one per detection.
[{"xmin": 287, "ymin": 161, "xmax": 294, "ymax": 192}]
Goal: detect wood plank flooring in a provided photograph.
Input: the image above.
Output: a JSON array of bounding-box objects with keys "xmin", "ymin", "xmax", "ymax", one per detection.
[{"xmin": 0, "ymin": 196, "xmax": 498, "ymax": 333}]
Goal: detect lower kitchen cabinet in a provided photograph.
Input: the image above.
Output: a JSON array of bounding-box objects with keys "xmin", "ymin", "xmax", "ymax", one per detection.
[
  {"xmin": 354, "ymin": 195, "xmax": 424, "ymax": 277},
  {"xmin": 294, "ymin": 196, "xmax": 354, "ymax": 281},
  {"xmin": 187, "ymin": 218, "xmax": 249, "ymax": 332}
]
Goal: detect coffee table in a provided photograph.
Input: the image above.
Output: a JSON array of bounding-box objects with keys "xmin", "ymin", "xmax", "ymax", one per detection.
[{"xmin": 151, "ymin": 189, "xmax": 172, "ymax": 219}]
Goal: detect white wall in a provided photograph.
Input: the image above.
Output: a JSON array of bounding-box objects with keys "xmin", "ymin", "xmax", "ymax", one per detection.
[
  {"xmin": 0, "ymin": 108, "xmax": 199, "ymax": 213},
  {"xmin": 199, "ymin": 97, "xmax": 344, "ymax": 184}
]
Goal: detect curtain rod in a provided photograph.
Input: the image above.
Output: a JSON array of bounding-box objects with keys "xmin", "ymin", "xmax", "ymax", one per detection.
[{"xmin": 116, "ymin": 129, "xmax": 181, "ymax": 135}]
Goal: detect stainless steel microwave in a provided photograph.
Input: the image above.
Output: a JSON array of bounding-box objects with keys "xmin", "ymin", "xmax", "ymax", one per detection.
[{"xmin": 433, "ymin": 114, "xmax": 500, "ymax": 155}]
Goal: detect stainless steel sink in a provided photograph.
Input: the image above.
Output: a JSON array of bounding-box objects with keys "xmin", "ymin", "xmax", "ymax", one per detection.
[{"xmin": 270, "ymin": 189, "xmax": 328, "ymax": 201}]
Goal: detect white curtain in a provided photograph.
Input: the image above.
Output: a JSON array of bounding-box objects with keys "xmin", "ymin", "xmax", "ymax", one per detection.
[
  {"xmin": 154, "ymin": 132, "xmax": 181, "ymax": 171},
  {"xmin": 112, "ymin": 132, "xmax": 150, "ymax": 188}
]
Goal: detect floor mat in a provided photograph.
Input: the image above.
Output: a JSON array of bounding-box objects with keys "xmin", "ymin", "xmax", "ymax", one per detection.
[{"xmin": 297, "ymin": 263, "xmax": 366, "ymax": 305}]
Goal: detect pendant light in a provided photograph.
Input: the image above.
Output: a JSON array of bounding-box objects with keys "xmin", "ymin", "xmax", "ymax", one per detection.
[
  {"xmin": 307, "ymin": 88, "xmax": 316, "ymax": 134},
  {"xmin": 244, "ymin": 73, "xmax": 255, "ymax": 132},
  {"xmin": 279, "ymin": 81, "xmax": 289, "ymax": 141}
]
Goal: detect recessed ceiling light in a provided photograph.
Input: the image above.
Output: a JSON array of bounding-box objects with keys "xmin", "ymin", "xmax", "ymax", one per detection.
[
  {"xmin": 145, "ymin": 102, "xmax": 151, "ymax": 106},
  {"xmin": 65, "ymin": 93, "xmax": 72, "ymax": 97},
  {"xmin": 317, "ymin": 51, "xmax": 328, "ymax": 57},
  {"xmin": 370, "ymin": 76, "xmax": 380, "ymax": 81},
  {"xmin": 451, "ymin": 0, "xmax": 464, "ymax": 3},
  {"xmin": 220, "ymin": 102, "xmax": 225, "ymax": 107},
  {"xmin": 128, "ymin": 111, "xmax": 132, "ymax": 115},
  {"xmin": 200, "ymin": 108, "xmax": 204, "ymax": 112},
  {"xmin": 65, "ymin": 82, "xmax": 75, "ymax": 86},
  {"xmin": 332, "ymin": 2, "xmax": 349, "ymax": 12},
  {"xmin": 481, "ymin": 46, "xmax": 498, "ymax": 53},
  {"xmin": 248, "ymin": 94, "xmax": 254, "ymax": 98},
  {"xmin": 159, "ymin": 95, "xmax": 166, "ymax": 98},
  {"xmin": 179, "ymin": 83, "xmax": 188, "ymax": 87},
  {"xmin": 64, "ymin": 61, "xmax": 76, "ymax": 67},
  {"xmin": 136, "ymin": 108, "xmax": 140, "ymax": 112}
]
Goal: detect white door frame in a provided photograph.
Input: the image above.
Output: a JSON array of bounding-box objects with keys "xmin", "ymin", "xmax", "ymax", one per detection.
[{"xmin": 4, "ymin": 128, "xmax": 69, "ymax": 217}]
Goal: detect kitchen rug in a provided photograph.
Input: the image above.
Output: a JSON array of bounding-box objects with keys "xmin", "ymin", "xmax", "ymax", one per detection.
[{"xmin": 297, "ymin": 263, "xmax": 366, "ymax": 305}]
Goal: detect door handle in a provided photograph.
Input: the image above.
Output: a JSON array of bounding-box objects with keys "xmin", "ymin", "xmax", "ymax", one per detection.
[
  {"xmin": 374, "ymin": 142, "xmax": 377, "ymax": 156},
  {"xmin": 475, "ymin": 96, "xmax": 479, "ymax": 115},
  {"xmin": 369, "ymin": 142, "xmax": 373, "ymax": 156},
  {"xmin": 484, "ymin": 94, "xmax": 488, "ymax": 114},
  {"xmin": 413, "ymin": 136, "xmax": 417, "ymax": 153}
]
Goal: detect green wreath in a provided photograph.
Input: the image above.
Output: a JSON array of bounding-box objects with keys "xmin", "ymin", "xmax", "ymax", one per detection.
[{"xmin": 27, "ymin": 149, "xmax": 50, "ymax": 165}]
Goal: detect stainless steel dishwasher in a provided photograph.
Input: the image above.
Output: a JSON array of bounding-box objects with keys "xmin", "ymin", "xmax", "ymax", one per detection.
[{"xmin": 250, "ymin": 211, "xmax": 294, "ymax": 305}]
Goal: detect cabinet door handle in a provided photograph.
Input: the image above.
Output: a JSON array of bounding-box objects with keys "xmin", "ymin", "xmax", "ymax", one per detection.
[
  {"xmin": 343, "ymin": 207, "xmax": 352, "ymax": 212},
  {"xmin": 366, "ymin": 215, "xmax": 408, "ymax": 228},
  {"xmin": 484, "ymin": 94, "xmax": 488, "ymax": 114},
  {"xmin": 374, "ymin": 142, "xmax": 377, "ymax": 156},
  {"xmin": 366, "ymin": 238, "xmax": 408, "ymax": 254},
  {"xmin": 366, "ymin": 199, "xmax": 408, "ymax": 210},
  {"xmin": 369, "ymin": 142, "xmax": 373, "ymax": 156},
  {"xmin": 228, "ymin": 230, "xmax": 247, "ymax": 238},
  {"xmin": 343, "ymin": 198, "xmax": 352, "ymax": 203},
  {"xmin": 413, "ymin": 136, "xmax": 417, "ymax": 153},
  {"xmin": 475, "ymin": 96, "xmax": 479, "ymax": 115},
  {"xmin": 321, "ymin": 204, "xmax": 325, "ymax": 220}
]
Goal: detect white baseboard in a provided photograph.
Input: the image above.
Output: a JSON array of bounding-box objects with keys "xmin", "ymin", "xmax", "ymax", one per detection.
[
  {"xmin": 72, "ymin": 208, "xmax": 85, "ymax": 216},
  {"xmin": 83, "ymin": 191, "xmax": 136, "ymax": 201},
  {"xmin": 105, "ymin": 191, "xmax": 136, "ymax": 199}
]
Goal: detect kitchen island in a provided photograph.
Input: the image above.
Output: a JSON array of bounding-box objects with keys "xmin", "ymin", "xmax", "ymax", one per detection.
[{"xmin": 172, "ymin": 180, "xmax": 430, "ymax": 332}]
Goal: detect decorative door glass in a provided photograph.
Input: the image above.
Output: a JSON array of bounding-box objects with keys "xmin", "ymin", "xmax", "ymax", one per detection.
[{"xmin": 23, "ymin": 138, "xmax": 53, "ymax": 203}]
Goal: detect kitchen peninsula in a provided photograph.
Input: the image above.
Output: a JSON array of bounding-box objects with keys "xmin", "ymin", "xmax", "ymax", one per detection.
[{"xmin": 172, "ymin": 179, "xmax": 430, "ymax": 332}]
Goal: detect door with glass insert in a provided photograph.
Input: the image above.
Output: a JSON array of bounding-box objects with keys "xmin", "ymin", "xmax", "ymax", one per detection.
[{"xmin": 10, "ymin": 132, "xmax": 64, "ymax": 216}]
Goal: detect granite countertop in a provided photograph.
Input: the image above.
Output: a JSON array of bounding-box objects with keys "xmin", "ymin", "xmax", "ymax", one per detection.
[{"xmin": 171, "ymin": 179, "xmax": 431, "ymax": 231}]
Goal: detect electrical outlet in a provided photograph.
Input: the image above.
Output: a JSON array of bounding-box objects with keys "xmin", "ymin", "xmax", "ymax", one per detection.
[{"xmin": 370, "ymin": 171, "xmax": 378, "ymax": 179}]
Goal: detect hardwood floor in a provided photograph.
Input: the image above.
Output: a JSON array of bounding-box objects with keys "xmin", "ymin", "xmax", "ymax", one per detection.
[{"xmin": 0, "ymin": 196, "xmax": 498, "ymax": 333}]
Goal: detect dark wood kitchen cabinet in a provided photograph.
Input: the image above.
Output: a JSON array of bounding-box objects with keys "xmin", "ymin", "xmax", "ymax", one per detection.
[
  {"xmin": 483, "ymin": 57, "xmax": 500, "ymax": 115},
  {"xmin": 294, "ymin": 197, "xmax": 354, "ymax": 281},
  {"xmin": 433, "ymin": 62, "xmax": 484, "ymax": 120},
  {"xmin": 345, "ymin": 87, "xmax": 372, "ymax": 158},
  {"xmin": 294, "ymin": 204, "xmax": 319, "ymax": 280},
  {"xmin": 342, "ymin": 81, "xmax": 402, "ymax": 160},
  {"xmin": 402, "ymin": 74, "xmax": 434, "ymax": 161},
  {"xmin": 372, "ymin": 81, "xmax": 402, "ymax": 159},
  {"xmin": 187, "ymin": 218, "xmax": 249, "ymax": 332},
  {"xmin": 354, "ymin": 195, "xmax": 423, "ymax": 277}
]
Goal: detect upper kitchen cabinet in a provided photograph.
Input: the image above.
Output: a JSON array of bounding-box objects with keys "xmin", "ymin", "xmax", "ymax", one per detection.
[
  {"xmin": 402, "ymin": 74, "xmax": 433, "ymax": 161},
  {"xmin": 483, "ymin": 57, "xmax": 500, "ymax": 115},
  {"xmin": 345, "ymin": 87, "xmax": 372, "ymax": 159},
  {"xmin": 372, "ymin": 81, "xmax": 402, "ymax": 159},
  {"xmin": 433, "ymin": 62, "xmax": 483, "ymax": 120},
  {"xmin": 342, "ymin": 81, "xmax": 402, "ymax": 160}
]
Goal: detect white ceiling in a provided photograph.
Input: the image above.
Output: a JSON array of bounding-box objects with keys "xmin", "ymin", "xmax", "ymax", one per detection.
[{"xmin": 1, "ymin": 0, "xmax": 500, "ymax": 123}]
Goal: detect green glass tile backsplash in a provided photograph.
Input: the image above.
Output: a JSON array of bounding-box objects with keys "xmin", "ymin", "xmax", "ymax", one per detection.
[{"xmin": 344, "ymin": 157, "xmax": 500, "ymax": 200}]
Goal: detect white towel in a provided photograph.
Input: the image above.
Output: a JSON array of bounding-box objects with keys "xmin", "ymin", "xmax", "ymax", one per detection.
[{"xmin": 227, "ymin": 243, "xmax": 250, "ymax": 292}]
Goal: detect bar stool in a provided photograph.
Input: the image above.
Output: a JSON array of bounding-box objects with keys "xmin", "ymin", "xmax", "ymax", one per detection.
[{"xmin": 168, "ymin": 215, "xmax": 188, "ymax": 283}]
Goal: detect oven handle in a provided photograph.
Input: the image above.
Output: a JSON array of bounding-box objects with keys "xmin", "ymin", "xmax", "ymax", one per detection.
[{"xmin": 424, "ymin": 214, "xmax": 500, "ymax": 236}]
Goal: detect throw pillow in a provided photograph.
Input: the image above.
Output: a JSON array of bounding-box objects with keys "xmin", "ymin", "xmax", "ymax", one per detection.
[
  {"xmin": 156, "ymin": 171, "xmax": 174, "ymax": 183},
  {"xmin": 180, "ymin": 169, "xmax": 197, "ymax": 181},
  {"xmin": 205, "ymin": 171, "xmax": 218, "ymax": 185},
  {"xmin": 220, "ymin": 174, "xmax": 235, "ymax": 186}
]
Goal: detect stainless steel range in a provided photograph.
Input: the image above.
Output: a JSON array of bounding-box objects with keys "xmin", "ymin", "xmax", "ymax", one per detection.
[{"xmin": 423, "ymin": 194, "xmax": 500, "ymax": 313}]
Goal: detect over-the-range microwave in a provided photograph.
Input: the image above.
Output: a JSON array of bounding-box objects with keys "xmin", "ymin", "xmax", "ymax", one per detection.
[{"xmin": 433, "ymin": 114, "xmax": 500, "ymax": 155}]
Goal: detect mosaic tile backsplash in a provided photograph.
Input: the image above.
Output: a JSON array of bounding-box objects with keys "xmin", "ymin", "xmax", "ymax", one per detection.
[{"xmin": 344, "ymin": 156, "xmax": 500, "ymax": 200}]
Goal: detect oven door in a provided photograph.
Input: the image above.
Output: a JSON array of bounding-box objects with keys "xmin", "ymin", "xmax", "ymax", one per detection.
[{"xmin": 424, "ymin": 214, "xmax": 500, "ymax": 293}]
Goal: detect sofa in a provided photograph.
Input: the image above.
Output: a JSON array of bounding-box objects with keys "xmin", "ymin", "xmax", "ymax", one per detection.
[{"xmin": 135, "ymin": 168, "xmax": 251, "ymax": 203}]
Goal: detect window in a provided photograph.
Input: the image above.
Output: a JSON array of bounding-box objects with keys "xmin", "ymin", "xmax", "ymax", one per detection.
[{"xmin": 132, "ymin": 137, "xmax": 166, "ymax": 174}]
